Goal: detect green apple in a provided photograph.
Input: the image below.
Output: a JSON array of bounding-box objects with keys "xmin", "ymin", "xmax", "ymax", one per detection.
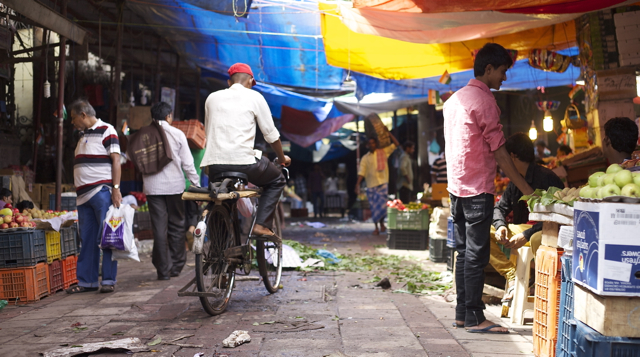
[
  {"xmin": 603, "ymin": 173, "xmax": 616, "ymax": 186},
  {"xmin": 597, "ymin": 174, "xmax": 609, "ymax": 187},
  {"xmin": 606, "ymin": 164, "xmax": 623, "ymax": 174},
  {"xmin": 601, "ymin": 183, "xmax": 622, "ymax": 197},
  {"xmin": 579, "ymin": 186, "xmax": 591, "ymax": 198},
  {"xmin": 614, "ymin": 170, "xmax": 633, "ymax": 188},
  {"xmin": 588, "ymin": 172, "xmax": 606, "ymax": 188},
  {"xmin": 621, "ymin": 183, "xmax": 640, "ymax": 198},
  {"xmin": 597, "ymin": 187, "xmax": 606, "ymax": 198},
  {"xmin": 583, "ymin": 187, "xmax": 598, "ymax": 198},
  {"xmin": 634, "ymin": 175, "xmax": 640, "ymax": 187},
  {"xmin": 632, "ymin": 172, "xmax": 640, "ymax": 178}
]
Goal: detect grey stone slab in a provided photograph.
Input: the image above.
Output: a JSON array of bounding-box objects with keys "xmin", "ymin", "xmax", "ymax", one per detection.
[
  {"xmin": 64, "ymin": 306, "xmax": 131, "ymax": 316},
  {"xmin": 337, "ymin": 308, "xmax": 403, "ymax": 320},
  {"xmin": 8, "ymin": 305, "xmax": 78, "ymax": 320}
]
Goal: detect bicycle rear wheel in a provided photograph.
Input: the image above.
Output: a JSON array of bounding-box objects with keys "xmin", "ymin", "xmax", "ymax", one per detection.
[
  {"xmin": 195, "ymin": 204, "xmax": 236, "ymax": 315},
  {"xmin": 257, "ymin": 206, "xmax": 283, "ymax": 294}
]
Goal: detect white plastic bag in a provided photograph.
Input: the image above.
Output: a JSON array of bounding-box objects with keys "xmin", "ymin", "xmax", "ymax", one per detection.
[
  {"xmin": 237, "ymin": 197, "xmax": 255, "ymax": 218},
  {"xmin": 100, "ymin": 204, "xmax": 135, "ymax": 251},
  {"xmin": 112, "ymin": 237, "xmax": 140, "ymax": 262}
]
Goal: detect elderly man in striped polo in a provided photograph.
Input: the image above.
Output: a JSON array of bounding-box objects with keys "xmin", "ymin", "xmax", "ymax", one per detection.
[{"xmin": 67, "ymin": 99, "xmax": 122, "ymax": 294}]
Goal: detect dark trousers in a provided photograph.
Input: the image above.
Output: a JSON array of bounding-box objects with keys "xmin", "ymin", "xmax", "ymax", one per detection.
[
  {"xmin": 310, "ymin": 191, "xmax": 324, "ymax": 218},
  {"xmin": 148, "ymin": 194, "xmax": 186, "ymax": 278},
  {"xmin": 399, "ymin": 186, "xmax": 413, "ymax": 203},
  {"xmin": 208, "ymin": 156, "xmax": 285, "ymax": 230},
  {"xmin": 450, "ymin": 193, "xmax": 494, "ymax": 326}
]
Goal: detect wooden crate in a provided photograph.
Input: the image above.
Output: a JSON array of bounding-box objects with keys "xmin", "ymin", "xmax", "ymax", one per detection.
[{"xmin": 574, "ymin": 284, "xmax": 640, "ymax": 338}]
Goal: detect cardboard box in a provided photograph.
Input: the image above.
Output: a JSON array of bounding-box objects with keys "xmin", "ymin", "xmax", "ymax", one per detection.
[
  {"xmin": 431, "ymin": 183, "xmax": 448, "ymax": 201},
  {"xmin": 541, "ymin": 221, "xmax": 560, "ymax": 248},
  {"xmin": 573, "ymin": 201, "xmax": 640, "ymax": 296},
  {"xmin": 573, "ymin": 284, "xmax": 640, "ymax": 338},
  {"xmin": 30, "ymin": 183, "xmax": 42, "ymax": 205}
]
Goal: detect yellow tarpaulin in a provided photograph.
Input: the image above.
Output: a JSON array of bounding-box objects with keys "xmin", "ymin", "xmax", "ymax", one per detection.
[{"xmin": 319, "ymin": 2, "xmax": 576, "ymax": 80}]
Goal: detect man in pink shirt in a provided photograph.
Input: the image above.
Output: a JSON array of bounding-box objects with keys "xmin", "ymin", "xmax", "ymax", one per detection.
[{"xmin": 444, "ymin": 43, "xmax": 533, "ymax": 334}]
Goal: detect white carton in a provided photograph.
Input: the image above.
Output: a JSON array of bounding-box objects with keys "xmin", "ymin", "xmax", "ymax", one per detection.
[{"xmin": 573, "ymin": 201, "xmax": 640, "ymax": 296}]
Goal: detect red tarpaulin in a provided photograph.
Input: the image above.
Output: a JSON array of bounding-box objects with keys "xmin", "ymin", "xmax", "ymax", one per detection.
[{"xmin": 352, "ymin": 0, "xmax": 628, "ymax": 13}]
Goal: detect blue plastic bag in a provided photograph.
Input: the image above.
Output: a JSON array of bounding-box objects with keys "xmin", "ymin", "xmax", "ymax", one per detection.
[{"xmin": 316, "ymin": 249, "xmax": 341, "ymax": 264}]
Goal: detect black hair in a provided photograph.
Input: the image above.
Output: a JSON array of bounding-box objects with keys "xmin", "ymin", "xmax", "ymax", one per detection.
[
  {"xmin": 473, "ymin": 43, "xmax": 514, "ymax": 77},
  {"xmin": 535, "ymin": 140, "xmax": 547, "ymax": 148},
  {"xmin": 230, "ymin": 72, "xmax": 251, "ymax": 84},
  {"xmin": 16, "ymin": 200, "xmax": 34, "ymax": 211},
  {"xmin": 150, "ymin": 102, "xmax": 172, "ymax": 121},
  {"xmin": 505, "ymin": 132, "xmax": 535, "ymax": 163},
  {"xmin": 403, "ymin": 141, "xmax": 415, "ymax": 150},
  {"xmin": 0, "ymin": 188, "xmax": 11, "ymax": 200},
  {"xmin": 69, "ymin": 99, "xmax": 96, "ymax": 117},
  {"xmin": 604, "ymin": 117, "xmax": 639, "ymax": 154},
  {"xmin": 558, "ymin": 145, "xmax": 572, "ymax": 155}
]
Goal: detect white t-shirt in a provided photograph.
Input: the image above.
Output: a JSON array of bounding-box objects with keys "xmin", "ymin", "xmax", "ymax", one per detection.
[{"xmin": 201, "ymin": 83, "xmax": 280, "ymax": 166}]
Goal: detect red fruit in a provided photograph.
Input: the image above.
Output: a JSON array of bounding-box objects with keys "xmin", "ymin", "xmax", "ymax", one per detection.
[
  {"xmin": 15, "ymin": 215, "xmax": 24, "ymax": 223},
  {"xmin": 20, "ymin": 222, "xmax": 29, "ymax": 228},
  {"xmin": 12, "ymin": 208, "xmax": 19, "ymax": 215},
  {"xmin": 10, "ymin": 222, "xmax": 18, "ymax": 228},
  {"xmin": 3, "ymin": 216, "xmax": 10, "ymax": 224},
  {"xmin": 46, "ymin": 210, "xmax": 53, "ymax": 214},
  {"xmin": 0, "ymin": 223, "xmax": 7, "ymax": 229},
  {"xmin": 4, "ymin": 203, "xmax": 12, "ymax": 208},
  {"xmin": 31, "ymin": 221, "xmax": 36, "ymax": 227}
]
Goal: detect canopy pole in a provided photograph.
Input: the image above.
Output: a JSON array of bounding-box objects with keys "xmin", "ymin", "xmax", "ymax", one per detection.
[
  {"xmin": 55, "ymin": 1, "xmax": 67, "ymax": 211},
  {"xmin": 195, "ymin": 67, "xmax": 201, "ymax": 121},
  {"xmin": 33, "ymin": 28, "xmax": 48, "ymax": 180},
  {"xmin": 112, "ymin": 0, "xmax": 124, "ymax": 126},
  {"xmin": 174, "ymin": 54, "xmax": 180, "ymax": 119},
  {"xmin": 154, "ymin": 37, "xmax": 162, "ymax": 103}
]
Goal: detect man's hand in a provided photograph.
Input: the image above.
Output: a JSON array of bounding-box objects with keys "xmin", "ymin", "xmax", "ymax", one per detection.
[
  {"xmin": 112, "ymin": 188, "xmax": 122, "ymax": 208},
  {"xmin": 354, "ymin": 185, "xmax": 360, "ymax": 195},
  {"xmin": 278, "ymin": 155, "xmax": 292, "ymax": 167},
  {"xmin": 504, "ymin": 233, "xmax": 527, "ymax": 249},
  {"xmin": 495, "ymin": 226, "xmax": 509, "ymax": 244}
]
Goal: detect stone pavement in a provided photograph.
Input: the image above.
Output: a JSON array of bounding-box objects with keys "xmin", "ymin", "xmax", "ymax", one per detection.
[{"xmin": 0, "ymin": 218, "xmax": 535, "ymax": 356}]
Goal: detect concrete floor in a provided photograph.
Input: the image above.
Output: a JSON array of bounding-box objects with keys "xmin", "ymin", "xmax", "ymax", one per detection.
[{"xmin": 0, "ymin": 216, "xmax": 534, "ymax": 356}]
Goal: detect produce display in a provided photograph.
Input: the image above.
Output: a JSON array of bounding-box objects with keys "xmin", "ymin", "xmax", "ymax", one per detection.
[
  {"xmin": 24, "ymin": 208, "xmax": 71, "ymax": 220},
  {"xmin": 0, "ymin": 207, "xmax": 36, "ymax": 231},
  {"xmin": 520, "ymin": 186, "xmax": 580, "ymax": 211},
  {"xmin": 387, "ymin": 199, "xmax": 430, "ymax": 211},
  {"xmin": 137, "ymin": 202, "xmax": 149, "ymax": 212},
  {"xmin": 578, "ymin": 164, "xmax": 640, "ymax": 199}
]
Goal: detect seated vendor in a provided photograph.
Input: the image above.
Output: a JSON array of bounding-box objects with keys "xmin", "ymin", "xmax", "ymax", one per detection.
[
  {"xmin": 556, "ymin": 145, "xmax": 572, "ymax": 159},
  {"xmin": 0, "ymin": 188, "xmax": 12, "ymax": 209},
  {"xmin": 602, "ymin": 117, "xmax": 639, "ymax": 165},
  {"xmin": 491, "ymin": 133, "xmax": 564, "ymax": 300}
]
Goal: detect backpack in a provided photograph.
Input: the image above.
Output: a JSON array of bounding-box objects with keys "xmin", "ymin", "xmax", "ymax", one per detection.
[{"xmin": 126, "ymin": 120, "xmax": 173, "ymax": 175}]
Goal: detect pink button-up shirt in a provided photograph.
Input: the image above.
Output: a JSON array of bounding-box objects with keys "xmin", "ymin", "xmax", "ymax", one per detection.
[{"xmin": 443, "ymin": 79, "xmax": 506, "ymax": 198}]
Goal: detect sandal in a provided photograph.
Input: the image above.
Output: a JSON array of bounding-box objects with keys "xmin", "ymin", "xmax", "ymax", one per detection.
[
  {"xmin": 466, "ymin": 324, "xmax": 509, "ymax": 334},
  {"xmin": 99, "ymin": 285, "xmax": 115, "ymax": 293},
  {"xmin": 66, "ymin": 286, "xmax": 98, "ymax": 294}
]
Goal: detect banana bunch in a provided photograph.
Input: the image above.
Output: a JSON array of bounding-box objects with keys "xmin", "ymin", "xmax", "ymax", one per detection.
[{"xmin": 552, "ymin": 187, "xmax": 580, "ymax": 204}]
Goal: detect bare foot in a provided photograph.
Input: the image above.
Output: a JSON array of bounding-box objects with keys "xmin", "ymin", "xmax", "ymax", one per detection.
[
  {"xmin": 372, "ymin": 228, "xmax": 379, "ymax": 236},
  {"xmin": 466, "ymin": 320, "xmax": 509, "ymax": 333},
  {"xmin": 380, "ymin": 223, "xmax": 387, "ymax": 233},
  {"xmin": 454, "ymin": 320, "xmax": 464, "ymax": 327},
  {"xmin": 252, "ymin": 224, "xmax": 275, "ymax": 236}
]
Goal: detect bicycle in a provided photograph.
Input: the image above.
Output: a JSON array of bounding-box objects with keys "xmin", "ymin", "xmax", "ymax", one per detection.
[{"xmin": 177, "ymin": 168, "xmax": 285, "ymax": 315}]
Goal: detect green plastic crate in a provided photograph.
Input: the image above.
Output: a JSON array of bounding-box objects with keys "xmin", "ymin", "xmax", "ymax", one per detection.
[{"xmin": 387, "ymin": 208, "xmax": 429, "ymax": 230}]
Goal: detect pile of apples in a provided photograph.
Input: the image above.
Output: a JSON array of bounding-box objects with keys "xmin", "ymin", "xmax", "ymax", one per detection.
[
  {"xmin": 579, "ymin": 164, "xmax": 640, "ymax": 199},
  {"xmin": 24, "ymin": 208, "xmax": 68, "ymax": 220},
  {"xmin": 0, "ymin": 207, "xmax": 36, "ymax": 230}
]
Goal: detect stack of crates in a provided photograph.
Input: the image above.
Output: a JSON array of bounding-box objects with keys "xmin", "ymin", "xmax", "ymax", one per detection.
[
  {"xmin": 60, "ymin": 224, "xmax": 78, "ymax": 289},
  {"xmin": 533, "ymin": 245, "xmax": 563, "ymax": 357},
  {"xmin": 555, "ymin": 255, "xmax": 574, "ymax": 357},
  {"xmin": 0, "ymin": 229, "xmax": 50, "ymax": 303},
  {"xmin": 386, "ymin": 207, "xmax": 429, "ymax": 251}
]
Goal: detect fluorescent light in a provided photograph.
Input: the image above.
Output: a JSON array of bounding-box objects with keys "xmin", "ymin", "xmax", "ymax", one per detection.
[{"xmin": 543, "ymin": 111, "xmax": 553, "ymax": 132}]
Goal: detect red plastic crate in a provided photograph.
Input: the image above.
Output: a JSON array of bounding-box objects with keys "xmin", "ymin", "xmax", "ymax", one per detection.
[
  {"xmin": 62, "ymin": 255, "xmax": 78, "ymax": 289},
  {"xmin": 48, "ymin": 260, "xmax": 64, "ymax": 294},
  {"xmin": 171, "ymin": 120, "xmax": 206, "ymax": 149},
  {"xmin": 533, "ymin": 245, "xmax": 564, "ymax": 357},
  {"xmin": 134, "ymin": 229, "xmax": 154, "ymax": 241},
  {"xmin": 0, "ymin": 262, "xmax": 49, "ymax": 303}
]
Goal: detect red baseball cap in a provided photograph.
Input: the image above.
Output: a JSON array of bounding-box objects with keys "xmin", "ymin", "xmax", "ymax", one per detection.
[{"xmin": 228, "ymin": 63, "xmax": 257, "ymax": 86}]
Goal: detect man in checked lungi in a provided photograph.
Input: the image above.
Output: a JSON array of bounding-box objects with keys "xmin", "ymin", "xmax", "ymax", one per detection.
[{"xmin": 355, "ymin": 132, "xmax": 400, "ymax": 235}]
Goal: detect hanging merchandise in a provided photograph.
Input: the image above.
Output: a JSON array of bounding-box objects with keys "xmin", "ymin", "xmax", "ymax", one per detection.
[
  {"xmin": 562, "ymin": 103, "xmax": 587, "ymax": 129},
  {"xmin": 535, "ymin": 101, "xmax": 561, "ymax": 112},
  {"xmin": 43, "ymin": 80, "xmax": 51, "ymax": 98},
  {"xmin": 428, "ymin": 89, "xmax": 438, "ymax": 105},
  {"xmin": 438, "ymin": 70, "xmax": 451, "ymax": 85},
  {"xmin": 429, "ymin": 139, "xmax": 440, "ymax": 154},
  {"xmin": 568, "ymin": 85, "xmax": 584, "ymax": 101},
  {"xmin": 528, "ymin": 49, "xmax": 573, "ymax": 73},
  {"xmin": 529, "ymin": 120, "xmax": 537, "ymax": 140}
]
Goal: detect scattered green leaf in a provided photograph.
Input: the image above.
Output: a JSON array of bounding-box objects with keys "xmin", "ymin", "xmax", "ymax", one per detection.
[
  {"xmin": 147, "ymin": 337, "xmax": 162, "ymax": 346},
  {"xmin": 252, "ymin": 322, "xmax": 259, "ymax": 326},
  {"xmin": 70, "ymin": 345, "xmax": 83, "ymax": 348}
]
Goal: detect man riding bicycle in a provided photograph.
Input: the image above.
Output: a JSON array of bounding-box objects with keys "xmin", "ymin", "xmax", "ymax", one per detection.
[{"xmin": 201, "ymin": 63, "xmax": 291, "ymax": 241}]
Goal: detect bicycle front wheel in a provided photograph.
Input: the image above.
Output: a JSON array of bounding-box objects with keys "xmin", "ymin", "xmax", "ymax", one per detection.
[
  {"xmin": 257, "ymin": 206, "xmax": 283, "ymax": 294},
  {"xmin": 195, "ymin": 204, "xmax": 236, "ymax": 315}
]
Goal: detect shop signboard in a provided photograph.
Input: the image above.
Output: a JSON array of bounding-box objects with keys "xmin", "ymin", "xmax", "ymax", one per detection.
[
  {"xmin": 596, "ymin": 67, "xmax": 637, "ymax": 101},
  {"xmin": 573, "ymin": 201, "xmax": 640, "ymax": 296}
]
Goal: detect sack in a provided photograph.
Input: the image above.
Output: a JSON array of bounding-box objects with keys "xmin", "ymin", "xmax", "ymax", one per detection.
[
  {"xmin": 126, "ymin": 120, "xmax": 173, "ymax": 175},
  {"xmin": 563, "ymin": 103, "xmax": 586, "ymax": 130},
  {"xmin": 100, "ymin": 204, "xmax": 135, "ymax": 251},
  {"xmin": 364, "ymin": 113, "xmax": 391, "ymax": 148}
]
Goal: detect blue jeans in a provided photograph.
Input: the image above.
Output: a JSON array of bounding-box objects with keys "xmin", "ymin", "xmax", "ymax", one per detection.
[
  {"xmin": 450, "ymin": 193, "xmax": 494, "ymax": 327},
  {"xmin": 77, "ymin": 186, "xmax": 118, "ymax": 287}
]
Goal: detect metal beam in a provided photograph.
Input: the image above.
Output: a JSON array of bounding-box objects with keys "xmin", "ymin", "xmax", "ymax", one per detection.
[
  {"xmin": 11, "ymin": 42, "xmax": 60, "ymax": 56},
  {"xmin": 3, "ymin": 0, "xmax": 88, "ymax": 45}
]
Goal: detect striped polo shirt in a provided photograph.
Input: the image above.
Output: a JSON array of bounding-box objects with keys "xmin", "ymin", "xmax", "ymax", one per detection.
[{"xmin": 74, "ymin": 119, "xmax": 120, "ymax": 206}]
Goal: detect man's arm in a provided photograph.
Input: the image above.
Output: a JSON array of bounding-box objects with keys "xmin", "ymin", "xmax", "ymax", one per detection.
[
  {"xmin": 388, "ymin": 132, "xmax": 400, "ymax": 148},
  {"xmin": 494, "ymin": 146, "xmax": 534, "ymax": 195},
  {"xmin": 110, "ymin": 153, "xmax": 122, "ymax": 208},
  {"xmin": 269, "ymin": 139, "xmax": 291, "ymax": 167},
  {"xmin": 493, "ymin": 186, "xmax": 513, "ymax": 244},
  {"xmin": 400, "ymin": 156, "xmax": 411, "ymax": 183},
  {"xmin": 355, "ymin": 175, "xmax": 364, "ymax": 195}
]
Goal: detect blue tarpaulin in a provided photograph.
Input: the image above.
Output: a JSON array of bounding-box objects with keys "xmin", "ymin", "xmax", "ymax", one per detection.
[
  {"xmin": 128, "ymin": 0, "xmax": 345, "ymax": 90},
  {"xmin": 353, "ymin": 48, "xmax": 580, "ymax": 98}
]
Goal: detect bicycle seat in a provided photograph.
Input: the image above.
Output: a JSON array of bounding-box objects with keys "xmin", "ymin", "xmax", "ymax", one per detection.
[
  {"xmin": 213, "ymin": 172, "xmax": 248, "ymax": 183},
  {"xmin": 186, "ymin": 186, "xmax": 210, "ymax": 194}
]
